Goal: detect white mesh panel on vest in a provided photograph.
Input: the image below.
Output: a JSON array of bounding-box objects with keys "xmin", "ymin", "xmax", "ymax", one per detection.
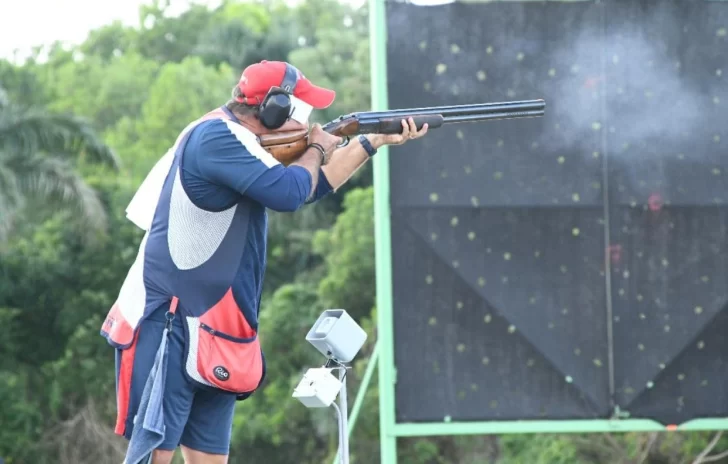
[{"xmin": 168, "ymin": 170, "xmax": 237, "ymax": 270}]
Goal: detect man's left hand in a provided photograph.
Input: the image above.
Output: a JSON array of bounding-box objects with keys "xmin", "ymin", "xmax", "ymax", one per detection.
[{"xmin": 368, "ymin": 117, "xmax": 429, "ymax": 148}]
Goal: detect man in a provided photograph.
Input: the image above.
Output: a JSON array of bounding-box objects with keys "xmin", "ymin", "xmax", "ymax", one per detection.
[{"xmin": 100, "ymin": 60, "xmax": 428, "ymax": 464}]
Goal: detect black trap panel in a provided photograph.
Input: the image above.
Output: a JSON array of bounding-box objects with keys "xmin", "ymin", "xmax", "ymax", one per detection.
[{"xmin": 386, "ymin": 0, "xmax": 728, "ymax": 425}]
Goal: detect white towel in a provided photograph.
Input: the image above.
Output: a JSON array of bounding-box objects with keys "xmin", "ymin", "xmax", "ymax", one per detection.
[{"xmin": 125, "ymin": 149, "xmax": 175, "ymax": 231}]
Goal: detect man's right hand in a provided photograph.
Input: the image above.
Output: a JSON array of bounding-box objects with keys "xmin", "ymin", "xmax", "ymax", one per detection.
[{"xmin": 308, "ymin": 123, "xmax": 342, "ymax": 163}]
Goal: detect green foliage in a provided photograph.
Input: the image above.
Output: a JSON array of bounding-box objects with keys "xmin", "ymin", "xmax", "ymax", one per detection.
[
  {"xmin": 313, "ymin": 186, "xmax": 375, "ymax": 319},
  {"xmin": 0, "ymin": 89, "xmax": 120, "ymax": 244}
]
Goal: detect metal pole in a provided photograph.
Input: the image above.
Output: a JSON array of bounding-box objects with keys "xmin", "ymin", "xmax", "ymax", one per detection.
[{"xmin": 338, "ymin": 367, "xmax": 350, "ymax": 464}]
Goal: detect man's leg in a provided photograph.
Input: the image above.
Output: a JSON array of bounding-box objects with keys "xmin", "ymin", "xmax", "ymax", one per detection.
[
  {"xmin": 151, "ymin": 449, "xmax": 176, "ymax": 464},
  {"xmin": 177, "ymin": 387, "xmax": 237, "ymax": 464},
  {"xmin": 118, "ymin": 308, "xmax": 196, "ymax": 461},
  {"xmin": 180, "ymin": 446, "xmax": 228, "ymax": 464}
]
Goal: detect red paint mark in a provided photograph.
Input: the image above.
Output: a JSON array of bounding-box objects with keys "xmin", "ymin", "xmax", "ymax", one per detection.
[
  {"xmin": 666, "ymin": 424, "xmax": 678, "ymax": 431},
  {"xmin": 583, "ymin": 76, "xmax": 602, "ymax": 89},
  {"xmin": 607, "ymin": 244, "xmax": 623, "ymax": 266},
  {"xmin": 648, "ymin": 193, "xmax": 663, "ymax": 212}
]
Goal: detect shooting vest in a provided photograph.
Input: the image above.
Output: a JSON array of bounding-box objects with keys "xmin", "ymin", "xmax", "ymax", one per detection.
[{"xmin": 101, "ymin": 107, "xmax": 267, "ymax": 401}]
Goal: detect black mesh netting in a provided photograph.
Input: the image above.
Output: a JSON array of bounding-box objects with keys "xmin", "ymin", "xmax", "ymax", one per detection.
[{"xmin": 387, "ymin": 0, "xmax": 728, "ymax": 425}]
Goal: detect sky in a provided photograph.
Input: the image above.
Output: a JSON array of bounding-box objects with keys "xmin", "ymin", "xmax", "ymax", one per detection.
[
  {"xmin": 0, "ymin": 0, "xmax": 218, "ymax": 61},
  {"xmin": 0, "ymin": 0, "xmax": 452, "ymax": 61}
]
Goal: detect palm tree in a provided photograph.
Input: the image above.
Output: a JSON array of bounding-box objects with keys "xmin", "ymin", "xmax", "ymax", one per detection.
[{"xmin": 0, "ymin": 85, "xmax": 120, "ymax": 243}]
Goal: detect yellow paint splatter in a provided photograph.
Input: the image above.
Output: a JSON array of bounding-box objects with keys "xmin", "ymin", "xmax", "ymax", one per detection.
[
  {"xmin": 482, "ymin": 356, "xmax": 490, "ymax": 365},
  {"xmin": 638, "ymin": 344, "xmax": 645, "ymax": 351},
  {"xmin": 484, "ymin": 314, "xmax": 492, "ymax": 323},
  {"xmin": 430, "ymin": 233, "xmax": 437, "ymax": 241},
  {"xmin": 507, "ymin": 325, "xmax": 516, "ymax": 334},
  {"xmin": 467, "ymin": 231, "xmax": 476, "ymax": 240},
  {"xmin": 428, "ymin": 317, "xmax": 437, "ymax": 326},
  {"xmin": 457, "ymin": 344, "xmax": 466, "ymax": 353},
  {"xmin": 452, "ymin": 260, "xmax": 459, "ymax": 268},
  {"xmin": 419, "ymin": 41, "xmax": 427, "ymax": 50},
  {"xmin": 429, "ymin": 193, "xmax": 439, "ymax": 203},
  {"xmin": 695, "ymin": 306, "xmax": 703, "ymax": 315},
  {"xmin": 450, "ymin": 44, "xmax": 461, "ymax": 54},
  {"xmin": 486, "ymin": 45, "xmax": 493, "ymax": 54},
  {"xmin": 548, "ymin": 68, "xmax": 556, "ymax": 77},
  {"xmin": 477, "ymin": 277, "xmax": 486, "ymax": 287},
  {"xmin": 572, "ymin": 193, "xmax": 581, "ymax": 202},
  {"xmin": 476, "ymin": 70, "xmax": 487, "ymax": 81},
  {"xmin": 470, "ymin": 196, "xmax": 479, "ymax": 207},
  {"xmin": 493, "ymin": 171, "xmax": 503, "ymax": 180},
  {"xmin": 425, "ymin": 275, "xmax": 433, "ymax": 284},
  {"xmin": 504, "ymin": 252, "xmax": 512, "ymax": 261},
  {"xmin": 464, "ymin": 165, "xmax": 472, "ymax": 174},
  {"xmin": 456, "ymin": 301, "xmax": 463, "ymax": 309},
  {"xmin": 593, "ymin": 359, "xmax": 603, "ymax": 367},
  {"xmin": 451, "ymin": 216, "xmax": 459, "ymax": 227},
  {"xmin": 424, "ymin": 82, "xmax": 431, "ymax": 91},
  {"xmin": 558, "ymin": 156, "xmax": 566, "ymax": 164},
  {"xmin": 572, "ymin": 228, "xmax": 580, "ymax": 236},
  {"xmin": 718, "ymin": 28, "xmax": 727, "ymax": 37},
  {"xmin": 516, "ymin": 52, "xmax": 525, "ymax": 61},
  {"xmin": 436, "ymin": 64, "xmax": 447, "ymax": 74},
  {"xmin": 592, "ymin": 122, "xmax": 602, "ymax": 131},
  {"xmin": 697, "ymin": 340, "xmax": 705, "ymax": 350}
]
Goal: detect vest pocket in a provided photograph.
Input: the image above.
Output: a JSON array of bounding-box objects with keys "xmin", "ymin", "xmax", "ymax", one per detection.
[{"xmin": 185, "ymin": 317, "xmax": 265, "ymax": 394}]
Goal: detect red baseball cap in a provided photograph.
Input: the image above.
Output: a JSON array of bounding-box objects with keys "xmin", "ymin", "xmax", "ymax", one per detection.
[{"xmin": 236, "ymin": 60, "xmax": 336, "ymax": 109}]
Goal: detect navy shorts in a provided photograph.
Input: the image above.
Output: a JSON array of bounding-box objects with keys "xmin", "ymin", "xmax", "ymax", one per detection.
[{"xmin": 115, "ymin": 305, "xmax": 237, "ymax": 455}]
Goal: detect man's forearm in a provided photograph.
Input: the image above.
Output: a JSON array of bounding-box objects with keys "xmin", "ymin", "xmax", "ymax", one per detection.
[{"xmin": 321, "ymin": 135, "xmax": 381, "ymax": 190}]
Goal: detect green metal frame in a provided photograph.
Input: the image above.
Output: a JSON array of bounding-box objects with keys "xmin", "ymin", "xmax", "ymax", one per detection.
[{"xmin": 368, "ymin": 0, "xmax": 728, "ymax": 463}]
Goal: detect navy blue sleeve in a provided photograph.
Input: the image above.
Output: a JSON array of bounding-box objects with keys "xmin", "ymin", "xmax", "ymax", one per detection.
[
  {"xmin": 191, "ymin": 119, "xmax": 317, "ymax": 212},
  {"xmin": 305, "ymin": 168, "xmax": 334, "ymax": 204}
]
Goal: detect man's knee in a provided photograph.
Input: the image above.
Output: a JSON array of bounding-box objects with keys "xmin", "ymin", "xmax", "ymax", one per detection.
[
  {"xmin": 151, "ymin": 448, "xmax": 175, "ymax": 464},
  {"xmin": 181, "ymin": 445, "xmax": 228, "ymax": 464}
]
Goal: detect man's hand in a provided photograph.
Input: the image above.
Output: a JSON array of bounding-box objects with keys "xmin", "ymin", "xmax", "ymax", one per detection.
[
  {"xmin": 309, "ymin": 123, "xmax": 343, "ymax": 164},
  {"xmin": 368, "ymin": 117, "xmax": 429, "ymax": 149}
]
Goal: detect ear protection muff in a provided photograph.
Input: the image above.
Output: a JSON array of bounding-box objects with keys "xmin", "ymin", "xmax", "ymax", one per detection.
[{"xmin": 258, "ymin": 64, "xmax": 300, "ymax": 130}]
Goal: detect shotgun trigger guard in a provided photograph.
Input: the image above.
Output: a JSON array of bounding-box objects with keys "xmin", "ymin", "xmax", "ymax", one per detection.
[{"xmin": 338, "ymin": 136, "xmax": 350, "ymax": 148}]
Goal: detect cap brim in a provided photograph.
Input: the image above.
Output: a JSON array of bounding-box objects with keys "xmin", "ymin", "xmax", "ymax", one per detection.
[{"xmin": 296, "ymin": 85, "xmax": 336, "ymax": 109}]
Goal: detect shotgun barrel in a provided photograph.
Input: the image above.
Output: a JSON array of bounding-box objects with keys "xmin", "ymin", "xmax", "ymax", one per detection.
[{"xmin": 322, "ymin": 99, "xmax": 546, "ymax": 135}]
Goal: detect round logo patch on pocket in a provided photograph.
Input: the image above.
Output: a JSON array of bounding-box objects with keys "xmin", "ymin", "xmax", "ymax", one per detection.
[{"xmin": 213, "ymin": 366, "xmax": 230, "ymax": 381}]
